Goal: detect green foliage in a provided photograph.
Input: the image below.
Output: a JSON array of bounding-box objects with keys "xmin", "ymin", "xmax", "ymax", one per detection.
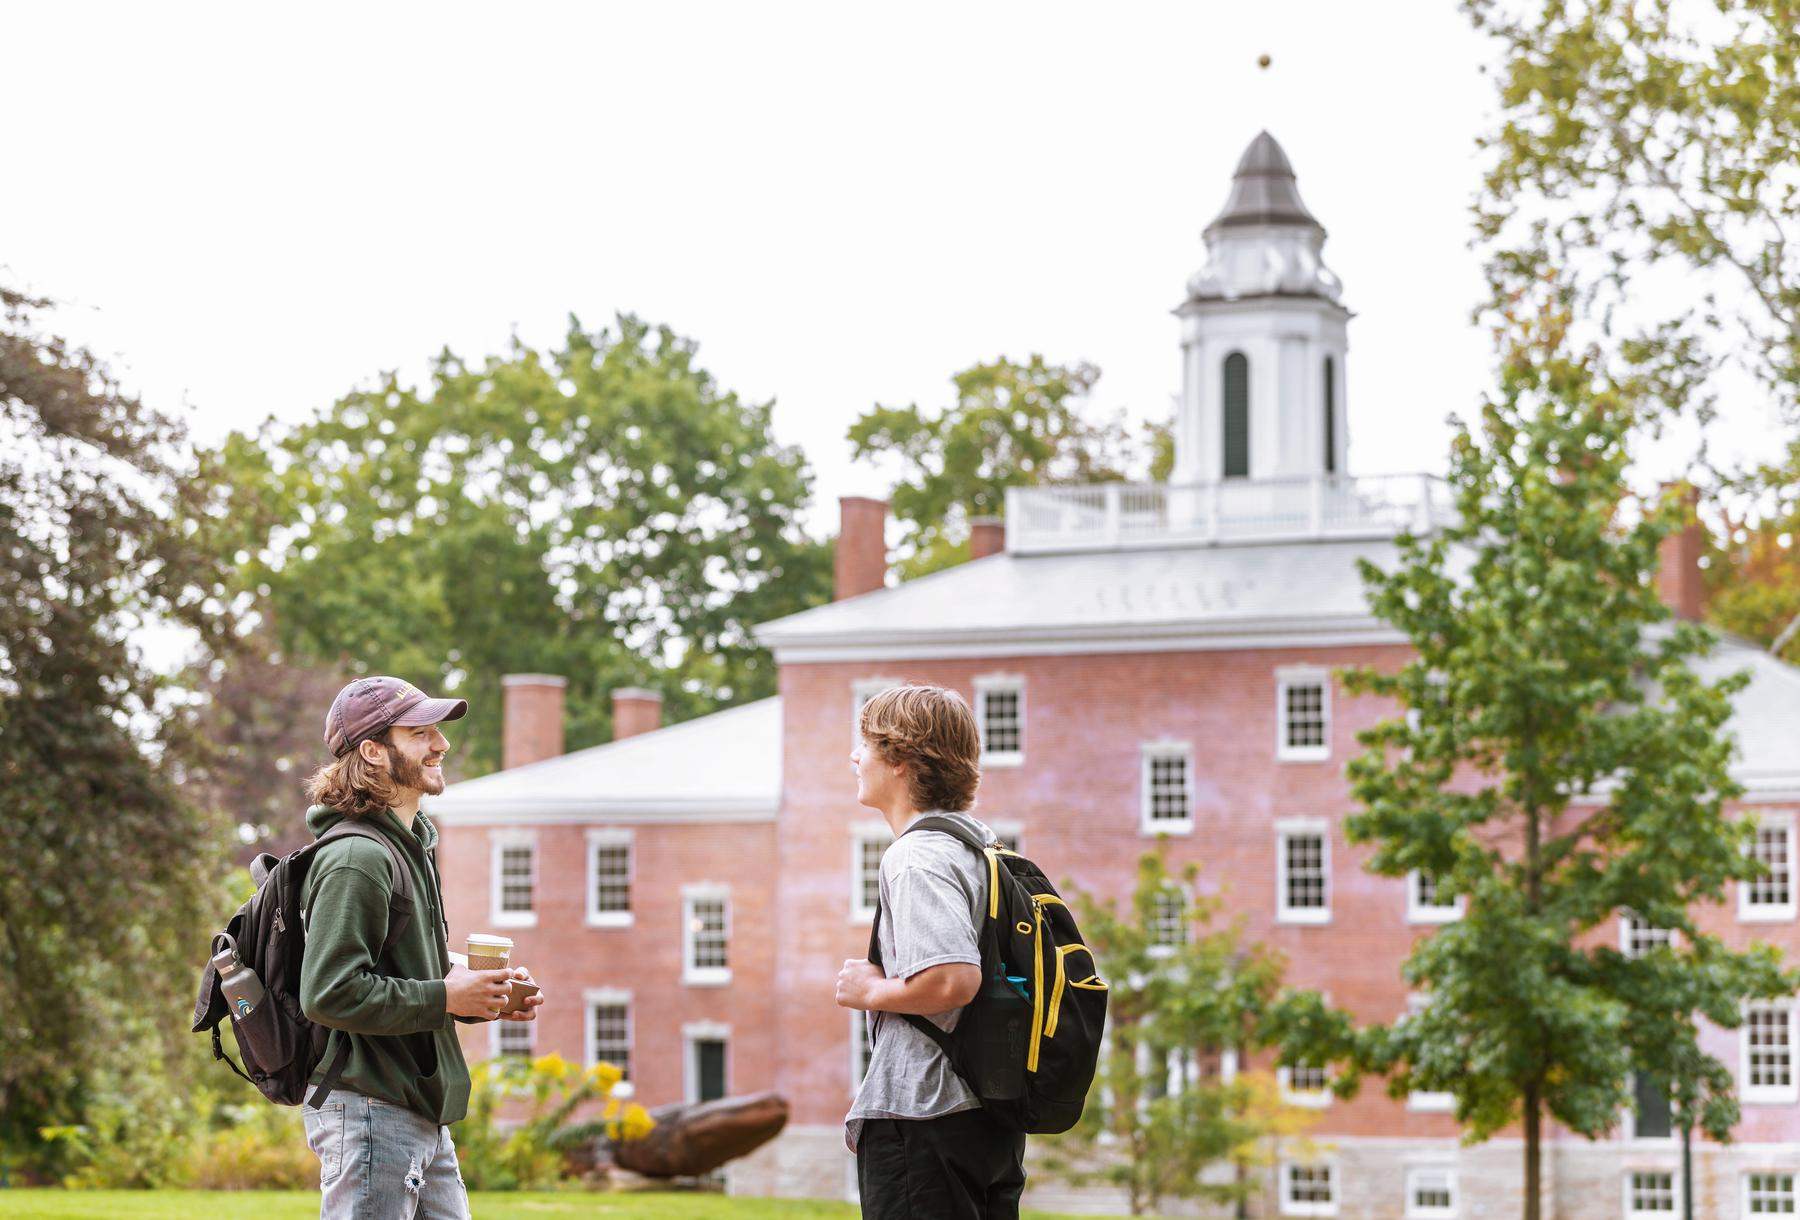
[
  {"xmin": 194, "ymin": 315, "xmax": 831, "ymax": 775},
  {"xmin": 1039, "ymin": 852, "xmax": 1313, "ymax": 1216},
  {"xmin": 1464, "ymin": 0, "xmax": 1800, "ymax": 665},
  {"xmin": 847, "ymin": 356, "xmax": 1167, "ymax": 578},
  {"xmin": 0, "ymin": 284, "xmax": 239, "ymax": 1170},
  {"xmin": 1268, "ymin": 293, "xmax": 1797, "ymax": 1216},
  {"xmin": 452, "ymin": 1053, "xmax": 653, "ymax": 1190}
]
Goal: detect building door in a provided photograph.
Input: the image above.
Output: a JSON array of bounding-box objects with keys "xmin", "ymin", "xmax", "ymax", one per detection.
[
  {"xmin": 695, "ymin": 1038, "xmax": 727, "ymax": 1103},
  {"xmin": 1634, "ymin": 1073, "xmax": 1672, "ymax": 1138}
]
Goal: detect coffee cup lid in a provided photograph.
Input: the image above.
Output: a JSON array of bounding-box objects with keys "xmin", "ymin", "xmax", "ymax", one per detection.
[{"xmin": 466, "ymin": 934, "xmax": 514, "ymax": 950}]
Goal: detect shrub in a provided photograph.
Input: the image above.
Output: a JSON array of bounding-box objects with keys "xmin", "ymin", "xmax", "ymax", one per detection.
[{"xmin": 453, "ymin": 1053, "xmax": 653, "ymax": 1190}]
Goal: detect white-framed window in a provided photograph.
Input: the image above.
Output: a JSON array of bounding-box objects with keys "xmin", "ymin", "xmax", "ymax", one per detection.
[
  {"xmin": 1148, "ymin": 886, "xmax": 1189, "ymax": 957},
  {"xmin": 1404, "ymin": 1165, "xmax": 1458, "ymax": 1219},
  {"xmin": 975, "ymin": 675, "xmax": 1025, "ymax": 766},
  {"xmin": 852, "ymin": 677, "xmax": 902, "ymax": 748},
  {"xmin": 1279, "ymin": 1161, "xmax": 1338, "ymax": 1217},
  {"xmin": 489, "ymin": 1017, "xmax": 535, "ymax": 1060},
  {"xmin": 1277, "ymin": 820, "xmax": 1330, "ymax": 924},
  {"xmin": 991, "ymin": 822, "xmax": 1023, "ymax": 856},
  {"xmin": 489, "ymin": 831, "xmax": 537, "ymax": 928},
  {"xmin": 850, "ymin": 824, "xmax": 894, "ymax": 923},
  {"xmin": 1277, "ymin": 666, "xmax": 1331, "ymax": 762},
  {"xmin": 850, "ymin": 1011, "xmax": 874, "ymax": 1094},
  {"xmin": 683, "ymin": 1020, "xmax": 729, "ymax": 1104},
  {"xmin": 1140, "ymin": 742, "xmax": 1194, "ymax": 835},
  {"xmin": 1744, "ymin": 1171, "xmax": 1798, "ymax": 1215},
  {"xmin": 584, "ymin": 988, "xmax": 633, "ymax": 1096},
  {"xmin": 1743, "ymin": 814, "xmax": 1797, "ymax": 922},
  {"xmin": 1278, "ymin": 1064, "xmax": 1331, "ymax": 1108},
  {"xmin": 1625, "ymin": 1169, "xmax": 1679, "ymax": 1216},
  {"xmin": 1743, "ymin": 1000, "xmax": 1798, "ymax": 1104},
  {"xmin": 1621, "ymin": 911, "xmax": 1675, "ymax": 957},
  {"xmin": 585, "ymin": 828, "xmax": 634, "ymax": 928},
  {"xmin": 1407, "ymin": 870, "xmax": 1463, "ymax": 924},
  {"xmin": 682, "ymin": 884, "xmax": 731, "ymax": 986},
  {"xmin": 1404, "ymin": 993, "xmax": 1455, "ymax": 1112}
]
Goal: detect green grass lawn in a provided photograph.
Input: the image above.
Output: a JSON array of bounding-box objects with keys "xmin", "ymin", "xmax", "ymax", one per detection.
[{"xmin": 0, "ymin": 1191, "xmax": 1096, "ymax": 1218}]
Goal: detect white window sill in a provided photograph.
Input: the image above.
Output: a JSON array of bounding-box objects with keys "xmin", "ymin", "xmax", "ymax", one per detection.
[
  {"xmin": 1277, "ymin": 908, "xmax": 1332, "ymax": 926},
  {"xmin": 1407, "ymin": 906, "xmax": 1463, "ymax": 925},
  {"xmin": 1280, "ymin": 1204, "xmax": 1339, "ymax": 1219},
  {"xmin": 1141, "ymin": 820, "xmax": 1195, "ymax": 837},
  {"xmin": 1277, "ymin": 747, "xmax": 1331, "ymax": 764},
  {"xmin": 851, "ymin": 909, "xmax": 876, "ymax": 926},
  {"xmin": 1407, "ymin": 1093, "xmax": 1455, "ymax": 1113},
  {"xmin": 586, "ymin": 911, "xmax": 635, "ymax": 929},
  {"xmin": 1739, "ymin": 906, "xmax": 1796, "ymax": 923},
  {"xmin": 1742, "ymin": 1088, "xmax": 1799, "ymax": 1106},
  {"xmin": 981, "ymin": 752, "xmax": 1024, "ymax": 769},
  {"xmin": 683, "ymin": 969, "xmax": 732, "ymax": 988},
  {"xmin": 1282, "ymin": 1091, "xmax": 1332, "ymax": 1109},
  {"xmin": 491, "ymin": 911, "xmax": 537, "ymax": 929}
]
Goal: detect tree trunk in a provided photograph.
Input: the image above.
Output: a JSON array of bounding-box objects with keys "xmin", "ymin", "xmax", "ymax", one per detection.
[{"xmin": 1524, "ymin": 1079, "xmax": 1542, "ymax": 1220}]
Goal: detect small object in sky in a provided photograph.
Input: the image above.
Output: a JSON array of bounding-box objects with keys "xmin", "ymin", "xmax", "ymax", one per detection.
[{"xmin": 1258, "ymin": 53, "xmax": 1272, "ymax": 69}]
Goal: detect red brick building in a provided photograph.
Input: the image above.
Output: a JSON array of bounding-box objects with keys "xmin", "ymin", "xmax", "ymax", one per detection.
[{"xmin": 428, "ymin": 134, "xmax": 1800, "ymax": 1217}]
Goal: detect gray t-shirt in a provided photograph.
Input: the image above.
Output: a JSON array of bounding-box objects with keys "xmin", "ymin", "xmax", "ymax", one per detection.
[{"xmin": 845, "ymin": 810, "xmax": 995, "ymax": 1152}]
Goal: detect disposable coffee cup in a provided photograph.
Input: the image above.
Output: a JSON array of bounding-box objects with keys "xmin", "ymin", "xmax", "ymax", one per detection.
[{"xmin": 466, "ymin": 934, "xmax": 513, "ymax": 972}]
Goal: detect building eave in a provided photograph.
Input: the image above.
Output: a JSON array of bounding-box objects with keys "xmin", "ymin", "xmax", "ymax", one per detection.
[{"xmin": 767, "ymin": 613, "xmax": 1406, "ymax": 664}]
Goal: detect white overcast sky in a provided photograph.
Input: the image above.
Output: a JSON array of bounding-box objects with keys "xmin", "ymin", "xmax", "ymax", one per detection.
[{"xmin": 5, "ymin": 2, "xmax": 1772, "ymax": 537}]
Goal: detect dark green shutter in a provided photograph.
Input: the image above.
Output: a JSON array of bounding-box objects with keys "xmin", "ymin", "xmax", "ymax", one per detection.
[
  {"xmin": 1323, "ymin": 355, "xmax": 1336, "ymax": 475},
  {"xmin": 1222, "ymin": 353, "xmax": 1249, "ymax": 478},
  {"xmin": 698, "ymin": 1039, "xmax": 727, "ymax": 1102}
]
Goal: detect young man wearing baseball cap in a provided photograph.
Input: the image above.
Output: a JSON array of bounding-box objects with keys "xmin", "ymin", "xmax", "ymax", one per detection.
[{"xmin": 298, "ymin": 676, "xmax": 543, "ymax": 1218}]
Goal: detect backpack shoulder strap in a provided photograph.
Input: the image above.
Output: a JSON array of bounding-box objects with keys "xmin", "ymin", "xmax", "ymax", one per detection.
[{"xmin": 314, "ymin": 822, "xmax": 415, "ymax": 958}]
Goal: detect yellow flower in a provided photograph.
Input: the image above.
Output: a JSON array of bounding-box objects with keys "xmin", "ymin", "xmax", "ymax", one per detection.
[
  {"xmin": 620, "ymin": 1104, "xmax": 656, "ymax": 1141},
  {"xmin": 587, "ymin": 1061, "xmax": 623, "ymax": 1093},
  {"xmin": 531, "ymin": 1052, "xmax": 573, "ymax": 1081}
]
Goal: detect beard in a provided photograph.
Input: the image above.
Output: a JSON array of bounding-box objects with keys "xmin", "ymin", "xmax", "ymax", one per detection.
[{"xmin": 386, "ymin": 747, "xmax": 446, "ymax": 796}]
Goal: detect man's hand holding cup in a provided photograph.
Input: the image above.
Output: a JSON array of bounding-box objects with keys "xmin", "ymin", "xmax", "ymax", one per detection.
[
  {"xmin": 448, "ymin": 933, "xmax": 543, "ymax": 1022},
  {"xmin": 446, "ymin": 963, "xmax": 517, "ymax": 1019}
]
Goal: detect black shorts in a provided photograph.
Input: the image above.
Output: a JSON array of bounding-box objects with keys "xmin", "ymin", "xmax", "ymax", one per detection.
[{"xmin": 856, "ymin": 1107, "xmax": 1027, "ymax": 1220}]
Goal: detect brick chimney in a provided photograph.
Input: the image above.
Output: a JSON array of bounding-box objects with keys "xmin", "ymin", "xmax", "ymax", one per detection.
[
  {"xmin": 835, "ymin": 496, "xmax": 888, "ymax": 601},
  {"xmin": 612, "ymin": 687, "xmax": 663, "ymax": 741},
  {"xmin": 969, "ymin": 516, "xmax": 1005, "ymax": 561},
  {"xmin": 501, "ymin": 674, "xmax": 565, "ymax": 769},
  {"xmin": 1656, "ymin": 486, "xmax": 1706, "ymax": 621}
]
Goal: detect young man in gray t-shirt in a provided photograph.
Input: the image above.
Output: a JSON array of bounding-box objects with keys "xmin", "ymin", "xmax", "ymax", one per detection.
[{"xmin": 835, "ymin": 684, "xmax": 1026, "ymax": 1219}]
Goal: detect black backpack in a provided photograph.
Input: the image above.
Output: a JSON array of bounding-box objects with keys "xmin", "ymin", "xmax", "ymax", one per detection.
[
  {"xmin": 868, "ymin": 816, "xmax": 1108, "ymax": 1134},
  {"xmin": 191, "ymin": 822, "xmax": 418, "ymax": 1108}
]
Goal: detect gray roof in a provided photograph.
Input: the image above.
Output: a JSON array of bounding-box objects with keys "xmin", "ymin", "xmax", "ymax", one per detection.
[
  {"xmin": 1205, "ymin": 131, "xmax": 1325, "ymax": 238},
  {"xmin": 422, "ymin": 697, "xmax": 781, "ymax": 824},
  {"xmin": 754, "ymin": 538, "xmax": 1409, "ymax": 661}
]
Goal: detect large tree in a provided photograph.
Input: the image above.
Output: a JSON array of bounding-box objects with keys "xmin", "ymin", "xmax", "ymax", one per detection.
[
  {"xmin": 848, "ymin": 356, "xmax": 1170, "ymax": 578},
  {"xmin": 1041, "ymin": 852, "xmax": 1311, "ymax": 1217},
  {"xmin": 196, "ymin": 314, "xmax": 832, "ymax": 778},
  {"xmin": 1465, "ymin": 0, "xmax": 1800, "ymax": 655},
  {"xmin": 1269, "ymin": 293, "xmax": 1797, "ymax": 1220},
  {"xmin": 0, "ymin": 285, "xmax": 237, "ymax": 1167}
]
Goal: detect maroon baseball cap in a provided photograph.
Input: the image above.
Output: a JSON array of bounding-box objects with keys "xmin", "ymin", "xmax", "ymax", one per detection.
[{"xmin": 325, "ymin": 676, "xmax": 468, "ymax": 758}]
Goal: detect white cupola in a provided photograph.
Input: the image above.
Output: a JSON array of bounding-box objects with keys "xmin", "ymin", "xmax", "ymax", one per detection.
[{"xmin": 1171, "ymin": 132, "xmax": 1350, "ymax": 485}]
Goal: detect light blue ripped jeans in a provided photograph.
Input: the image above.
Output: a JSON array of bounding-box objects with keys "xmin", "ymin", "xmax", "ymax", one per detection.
[{"xmin": 302, "ymin": 1090, "xmax": 470, "ymax": 1219}]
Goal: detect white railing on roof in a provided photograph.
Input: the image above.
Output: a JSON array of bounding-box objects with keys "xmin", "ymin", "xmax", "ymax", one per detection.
[{"xmin": 1004, "ymin": 473, "xmax": 1453, "ymax": 555}]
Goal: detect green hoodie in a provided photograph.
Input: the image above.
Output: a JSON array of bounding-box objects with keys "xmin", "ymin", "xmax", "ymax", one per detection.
[{"xmin": 299, "ymin": 803, "xmax": 471, "ymax": 1125}]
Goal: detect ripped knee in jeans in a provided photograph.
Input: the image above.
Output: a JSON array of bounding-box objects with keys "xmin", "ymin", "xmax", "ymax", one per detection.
[{"xmin": 404, "ymin": 1153, "xmax": 424, "ymax": 1195}]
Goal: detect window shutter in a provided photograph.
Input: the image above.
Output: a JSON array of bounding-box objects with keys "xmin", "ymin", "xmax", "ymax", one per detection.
[{"xmin": 1222, "ymin": 352, "xmax": 1249, "ymax": 478}]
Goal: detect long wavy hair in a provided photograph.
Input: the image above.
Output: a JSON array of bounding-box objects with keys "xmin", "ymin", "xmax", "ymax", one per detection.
[{"xmin": 304, "ymin": 728, "xmax": 398, "ymax": 819}]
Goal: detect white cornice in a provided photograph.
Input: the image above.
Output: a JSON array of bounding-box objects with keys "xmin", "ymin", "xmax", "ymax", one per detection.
[
  {"xmin": 426, "ymin": 798, "xmax": 777, "ymax": 827},
  {"xmin": 768, "ymin": 615, "xmax": 1406, "ymax": 664}
]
